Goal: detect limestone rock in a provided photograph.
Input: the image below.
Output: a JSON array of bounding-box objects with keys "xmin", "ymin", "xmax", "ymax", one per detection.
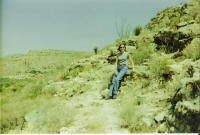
[
  {"xmin": 154, "ymin": 111, "xmax": 167, "ymax": 123},
  {"xmin": 100, "ymin": 89, "xmax": 109, "ymax": 99},
  {"xmin": 48, "ymin": 80, "xmax": 54, "ymax": 84},
  {"xmin": 157, "ymin": 123, "xmax": 168, "ymax": 133},
  {"xmin": 178, "ymin": 24, "xmax": 199, "ymax": 37},
  {"xmin": 42, "ymin": 81, "xmax": 68, "ymax": 94}
]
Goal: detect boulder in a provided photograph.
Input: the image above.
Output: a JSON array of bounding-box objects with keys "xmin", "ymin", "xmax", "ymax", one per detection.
[
  {"xmin": 157, "ymin": 123, "xmax": 168, "ymax": 133},
  {"xmin": 154, "ymin": 111, "xmax": 167, "ymax": 123},
  {"xmin": 42, "ymin": 81, "xmax": 68, "ymax": 94},
  {"xmin": 178, "ymin": 24, "xmax": 199, "ymax": 37},
  {"xmin": 100, "ymin": 89, "xmax": 109, "ymax": 99}
]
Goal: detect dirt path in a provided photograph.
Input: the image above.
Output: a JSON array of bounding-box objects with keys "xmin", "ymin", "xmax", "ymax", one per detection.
[{"xmin": 60, "ymin": 80, "xmax": 129, "ymax": 133}]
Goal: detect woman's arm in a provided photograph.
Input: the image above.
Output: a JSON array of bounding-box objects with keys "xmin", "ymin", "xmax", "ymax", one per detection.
[
  {"xmin": 115, "ymin": 56, "xmax": 118, "ymax": 76},
  {"xmin": 128, "ymin": 55, "xmax": 134, "ymax": 70}
]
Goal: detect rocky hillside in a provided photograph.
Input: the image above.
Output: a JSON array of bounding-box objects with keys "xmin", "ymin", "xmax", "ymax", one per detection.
[{"xmin": 0, "ymin": 0, "xmax": 199, "ymax": 133}]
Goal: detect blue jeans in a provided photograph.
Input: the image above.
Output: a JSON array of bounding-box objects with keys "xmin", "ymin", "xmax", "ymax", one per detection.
[{"xmin": 108, "ymin": 66, "xmax": 128, "ymax": 97}]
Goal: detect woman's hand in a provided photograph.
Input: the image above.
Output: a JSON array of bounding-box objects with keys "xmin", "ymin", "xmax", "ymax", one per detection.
[{"xmin": 115, "ymin": 71, "xmax": 118, "ymax": 76}]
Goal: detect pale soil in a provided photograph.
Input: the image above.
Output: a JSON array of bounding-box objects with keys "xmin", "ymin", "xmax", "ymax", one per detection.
[{"xmin": 60, "ymin": 80, "xmax": 129, "ymax": 133}]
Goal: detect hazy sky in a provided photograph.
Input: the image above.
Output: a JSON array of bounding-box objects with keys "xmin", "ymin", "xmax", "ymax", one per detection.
[{"xmin": 2, "ymin": 0, "xmax": 192, "ymax": 56}]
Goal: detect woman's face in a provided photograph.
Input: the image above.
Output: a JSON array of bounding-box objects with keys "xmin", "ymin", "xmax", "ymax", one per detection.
[{"xmin": 119, "ymin": 45, "xmax": 125, "ymax": 52}]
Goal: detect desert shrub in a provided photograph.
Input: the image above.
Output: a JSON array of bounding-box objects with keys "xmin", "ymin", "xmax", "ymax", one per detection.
[
  {"xmin": 0, "ymin": 95, "xmax": 48, "ymax": 133},
  {"xmin": 28, "ymin": 98, "xmax": 76, "ymax": 133},
  {"xmin": 29, "ymin": 70, "xmax": 42, "ymax": 75},
  {"xmin": 56, "ymin": 64, "xmax": 65, "ymax": 70},
  {"xmin": 0, "ymin": 78, "xmax": 32, "ymax": 93},
  {"xmin": 1, "ymin": 101, "xmax": 28, "ymax": 133},
  {"xmin": 109, "ymin": 50, "xmax": 116, "ymax": 56},
  {"xmin": 133, "ymin": 26, "xmax": 143, "ymax": 36},
  {"xmin": 119, "ymin": 96, "xmax": 154, "ymax": 133},
  {"xmin": 131, "ymin": 44, "xmax": 154, "ymax": 65},
  {"xmin": 115, "ymin": 18, "xmax": 132, "ymax": 40},
  {"xmin": 0, "ymin": 78, "xmax": 14, "ymax": 88},
  {"xmin": 148, "ymin": 56, "xmax": 173, "ymax": 79},
  {"xmin": 58, "ymin": 65, "xmax": 87, "ymax": 80},
  {"xmin": 56, "ymin": 71, "xmax": 70, "ymax": 81},
  {"xmin": 0, "ymin": 91, "xmax": 74, "ymax": 133},
  {"xmin": 22, "ymin": 79, "xmax": 47, "ymax": 99},
  {"xmin": 93, "ymin": 46, "xmax": 98, "ymax": 55},
  {"xmin": 182, "ymin": 38, "xmax": 200, "ymax": 61},
  {"xmin": 42, "ymin": 84, "xmax": 58, "ymax": 95}
]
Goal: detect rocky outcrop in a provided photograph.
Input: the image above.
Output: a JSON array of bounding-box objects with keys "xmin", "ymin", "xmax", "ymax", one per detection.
[
  {"xmin": 144, "ymin": 0, "xmax": 199, "ymax": 54},
  {"xmin": 153, "ymin": 22, "xmax": 199, "ymax": 53},
  {"xmin": 164, "ymin": 59, "xmax": 200, "ymax": 132},
  {"xmin": 145, "ymin": 0, "xmax": 199, "ymax": 31},
  {"xmin": 121, "ymin": 39, "xmax": 137, "ymax": 47}
]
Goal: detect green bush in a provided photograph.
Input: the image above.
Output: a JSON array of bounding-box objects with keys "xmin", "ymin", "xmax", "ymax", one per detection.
[
  {"xmin": 93, "ymin": 46, "xmax": 98, "ymax": 55},
  {"xmin": 133, "ymin": 26, "xmax": 142, "ymax": 36},
  {"xmin": 132, "ymin": 44, "xmax": 154, "ymax": 65},
  {"xmin": 0, "ymin": 78, "xmax": 32, "ymax": 93},
  {"xmin": 23, "ymin": 79, "xmax": 46, "ymax": 98},
  {"xmin": 57, "ymin": 65, "xmax": 88, "ymax": 80},
  {"xmin": 148, "ymin": 56, "xmax": 173, "ymax": 79},
  {"xmin": 56, "ymin": 71, "xmax": 70, "ymax": 81}
]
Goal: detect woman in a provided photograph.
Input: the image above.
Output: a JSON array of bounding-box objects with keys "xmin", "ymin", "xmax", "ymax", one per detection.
[{"xmin": 107, "ymin": 44, "xmax": 134, "ymax": 99}]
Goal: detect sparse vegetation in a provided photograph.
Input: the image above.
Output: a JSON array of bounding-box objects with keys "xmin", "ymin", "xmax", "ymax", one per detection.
[
  {"xmin": 133, "ymin": 26, "xmax": 143, "ymax": 36},
  {"xmin": 131, "ymin": 44, "xmax": 154, "ymax": 65},
  {"xmin": 93, "ymin": 46, "xmax": 98, "ymax": 55},
  {"xmin": 0, "ymin": 50, "xmax": 92, "ymax": 133},
  {"xmin": 26, "ymin": 99, "xmax": 76, "ymax": 133},
  {"xmin": 148, "ymin": 55, "xmax": 173, "ymax": 79},
  {"xmin": 182, "ymin": 38, "xmax": 200, "ymax": 61},
  {"xmin": 1, "ymin": 0, "xmax": 199, "ymax": 133},
  {"xmin": 115, "ymin": 18, "xmax": 132, "ymax": 40}
]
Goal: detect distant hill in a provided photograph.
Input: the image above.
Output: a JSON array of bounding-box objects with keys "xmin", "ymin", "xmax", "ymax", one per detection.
[{"xmin": 1, "ymin": 49, "xmax": 92, "ymax": 77}]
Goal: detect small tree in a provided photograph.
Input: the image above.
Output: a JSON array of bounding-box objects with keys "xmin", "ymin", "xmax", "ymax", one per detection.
[
  {"xmin": 93, "ymin": 46, "xmax": 98, "ymax": 55},
  {"xmin": 133, "ymin": 26, "xmax": 143, "ymax": 36}
]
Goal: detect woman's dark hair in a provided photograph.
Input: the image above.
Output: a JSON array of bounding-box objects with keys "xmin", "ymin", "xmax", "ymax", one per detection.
[{"xmin": 117, "ymin": 44, "xmax": 126, "ymax": 51}]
